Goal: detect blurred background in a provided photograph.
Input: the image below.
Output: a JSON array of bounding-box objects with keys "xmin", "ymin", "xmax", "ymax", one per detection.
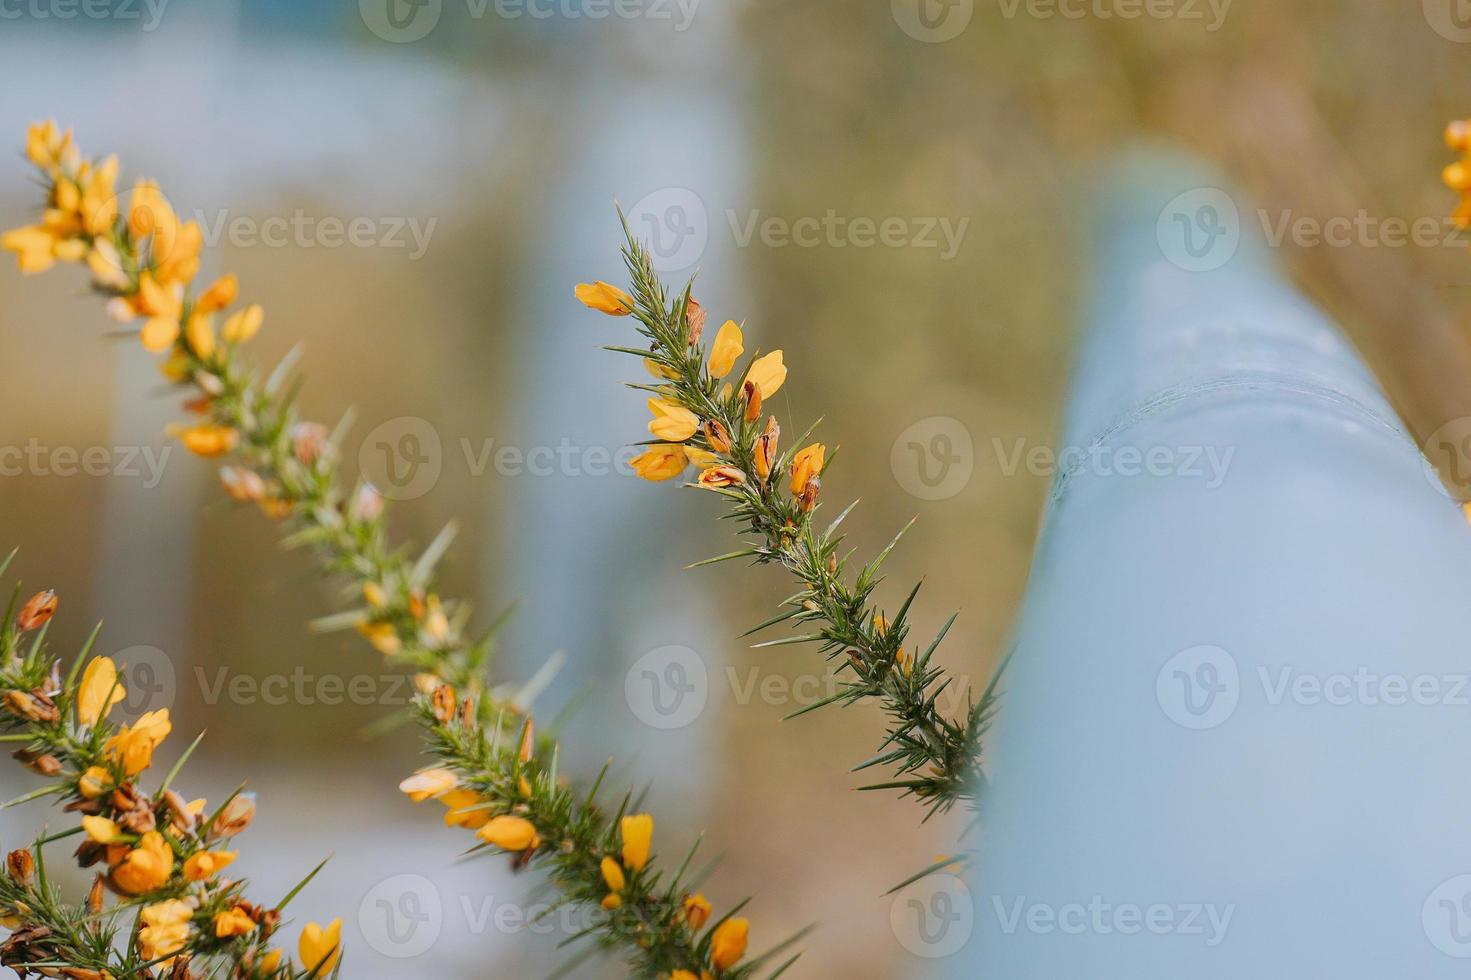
[{"xmin": 1, "ymin": 0, "xmax": 1470, "ymax": 976}]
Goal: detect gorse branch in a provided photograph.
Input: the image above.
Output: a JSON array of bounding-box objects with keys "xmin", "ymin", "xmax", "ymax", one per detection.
[
  {"xmin": 3, "ymin": 122, "xmax": 786, "ymax": 979},
  {"xmin": 0, "ymin": 549, "xmax": 339, "ymax": 979},
  {"xmin": 577, "ymin": 214, "xmax": 998, "ymax": 823}
]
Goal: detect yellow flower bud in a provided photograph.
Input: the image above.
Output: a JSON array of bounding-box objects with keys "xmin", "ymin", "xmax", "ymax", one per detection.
[
  {"xmin": 711, "ymin": 917, "xmax": 749, "ymax": 970},
  {"xmin": 620, "ymin": 814, "xmax": 653, "ymax": 872},
  {"xmin": 600, "ymin": 856, "xmax": 626, "ymax": 893},
  {"xmin": 631, "ymin": 445, "xmax": 689, "ymax": 482}
]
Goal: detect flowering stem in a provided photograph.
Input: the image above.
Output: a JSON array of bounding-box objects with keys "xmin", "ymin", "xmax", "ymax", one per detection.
[
  {"xmin": 588, "ymin": 216, "xmax": 997, "ymax": 825},
  {"xmin": 3, "ymin": 123, "xmax": 792, "ymax": 979}
]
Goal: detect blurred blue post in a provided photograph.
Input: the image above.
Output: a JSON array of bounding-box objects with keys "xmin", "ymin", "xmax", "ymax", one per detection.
[{"xmin": 954, "ymin": 147, "xmax": 1471, "ymax": 976}]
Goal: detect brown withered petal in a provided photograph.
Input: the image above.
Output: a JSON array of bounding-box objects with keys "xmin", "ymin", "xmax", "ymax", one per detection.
[
  {"xmin": 73, "ymin": 839, "xmax": 106, "ymax": 868},
  {"xmin": 291, "ymin": 421, "xmax": 332, "ymax": 465},
  {"xmin": 11, "ymin": 749, "xmax": 60, "ymax": 776},
  {"xmin": 704, "ymin": 419, "xmax": 733, "ymax": 455},
  {"xmin": 753, "ymin": 416, "xmax": 780, "ymax": 481},
  {"xmin": 16, "ymin": 590, "xmax": 57, "ymax": 631},
  {"xmin": 459, "ymin": 697, "xmax": 476, "ymax": 729},
  {"xmin": 63, "ymin": 797, "xmax": 104, "ymax": 815},
  {"xmin": 518, "ymin": 718, "xmax": 535, "ymax": 763},
  {"xmin": 117, "ymin": 806, "xmax": 157, "ymax": 836},
  {"xmin": 166, "ymin": 956, "xmax": 195, "ymax": 980},
  {"xmin": 213, "ymin": 794, "xmax": 257, "ymax": 838},
  {"xmin": 432, "ymin": 684, "xmax": 457, "ymax": 725},
  {"xmin": 798, "ymin": 476, "xmax": 821, "ymax": 512},
  {"xmin": 741, "ymin": 380, "xmax": 762, "ymax": 423},
  {"xmin": 686, "ymin": 297, "xmax": 706, "ymax": 346},
  {"xmin": 87, "ymin": 874, "xmax": 104, "ymax": 915},
  {"xmin": 163, "ymin": 788, "xmax": 197, "ymax": 834},
  {"xmin": 6, "ymin": 849, "xmax": 35, "ymax": 886}
]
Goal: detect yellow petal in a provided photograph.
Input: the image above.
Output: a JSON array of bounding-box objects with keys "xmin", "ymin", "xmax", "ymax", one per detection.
[
  {"xmin": 647, "ymin": 398, "xmax": 699, "ymax": 442},
  {"xmin": 77, "ymin": 656, "xmax": 125, "ymax": 727},
  {"xmin": 575, "ymin": 281, "xmax": 634, "ymax": 315},
  {"xmin": 630, "ymin": 445, "xmax": 689, "ymax": 482},
  {"xmin": 139, "ymin": 316, "xmax": 180, "ymax": 353},
  {"xmin": 747, "ymin": 350, "xmax": 787, "ymax": 399},
  {"xmin": 707, "ymin": 320, "xmax": 744, "ymax": 379},
  {"xmin": 221, "ymin": 304, "xmax": 264, "ymax": 344},
  {"xmin": 600, "ymin": 856, "xmax": 626, "ymax": 892}
]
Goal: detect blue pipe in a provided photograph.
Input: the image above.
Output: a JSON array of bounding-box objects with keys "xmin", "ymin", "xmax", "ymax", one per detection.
[{"xmin": 943, "ymin": 147, "xmax": 1471, "ymax": 977}]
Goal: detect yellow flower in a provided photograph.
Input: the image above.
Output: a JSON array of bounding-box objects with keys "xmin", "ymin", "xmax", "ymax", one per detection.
[
  {"xmin": 1, "ymin": 225, "xmax": 69, "ymax": 274},
  {"xmin": 600, "ymin": 856, "xmax": 626, "ymax": 893},
  {"xmin": 439, "ymin": 788, "xmax": 492, "ymax": 830},
  {"xmin": 707, "ymin": 320, "xmax": 744, "ymax": 378},
  {"xmin": 24, "ymin": 119, "xmax": 73, "ymax": 173},
  {"xmin": 138, "ymin": 899, "xmax": 193, "ymax": 962},
  {"xmin": 78, "ymin": 765, "xmax": 112, "ymax": 799},
  {"xmin": 601, "ymin": 893, "xmax": 622, "ymax": 910},
  {"xmin": 221, "ymin": 304, "xmax": 264, "ymax": 344},
  {"xmin": 477, "ymin": 815, "xmax": 539, "ymax": 852},
  {"xmin": 621, "ymin": 814, "xmax": 652, "ymax": 873},
  {"xmin": 631, "ymin": 445, "xmax": 689, "ymax": 482},
  {"xmin": 575, "ymin": 281, "xmax": 634, "ymax": 315},
  {"xmin": 710, "ymin": 917, "xmax": 749, "ymax": 970},
  {"xmin": 82, "ymin": 815, "xmax": 122, "ymax": 844},
  {"xmin": 399, "ymin": 768, "xmax": 458, "ymax": 803},
  {"xmin": 697, "ymin": 466, "xmax": 747, "ymax": 490},
  {"xmin": 183, "ymin": 850, "xmax": 236, "ymax": 882},
  {"xmin": 789, "ymin": 443, "xmax": 826, "ymax": 497},
  {"xmin": 195, "ymin": 274, "xmax": 238, "ymax": 313},
  {"xmin": 670, "ymin": 973, "xmax": 699, "ymax": 980},
  {"xmin": 171, "ymin": 423, "xmax": 238, "ymax": 458},
  {"xmin": 746, "ymin": 351, "xmax": 786, "ymax": 398},
  {"xmin": 258, "ymin": 949, "xmax": 284, "ymax": 972},
  {"xmin": 111, "ymin": 831, "xmax": 175, "ymax": 896},
  {"xmin": 106, "ymin": 708, "xmax": 171, "ymax": 775},
  {"xmin": 647, "ymin": 398, "xmax": 699, "ymax": 442},
  {"xmin": 357, "ymin": 620, "xmax": 402, "ymax": 656},
  {"xmin": 299, "ymin": 919, "xmax": 342, "ymax": 975},
  {"xmin": 683, "ymin": 892, "xmax": 711, "ymax": 931},
  {"xmin": 87, "ymin": 239, "xmax": 129, "ymax": 288},
  {"xmin": 213, "ymin": 905, "xmax": 257, "ymax": 938},
  {"xmin": 76, "ymin": 656, "xmax": 125, "ymax": 727}
]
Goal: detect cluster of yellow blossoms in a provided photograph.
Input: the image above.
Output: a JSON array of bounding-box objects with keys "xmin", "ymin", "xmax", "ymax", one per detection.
[
  {"xmin": 575, "ymin": 280, "xmax": 826, "ymax": 511},
  {"xmin": 1, "ymin": 582, "xmax": 340, "ymax": 975},
  {"xmin": 1, "ymin": 120, "xmax": 263, "ymax": 460}
]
